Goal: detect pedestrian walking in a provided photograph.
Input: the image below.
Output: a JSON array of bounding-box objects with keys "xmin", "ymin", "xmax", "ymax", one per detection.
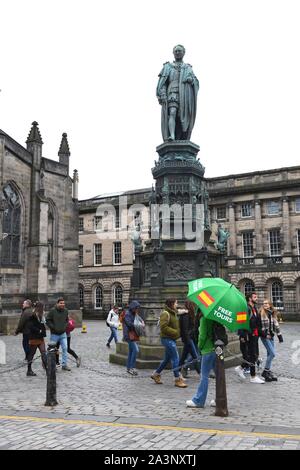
[
  {"xmin": 178, "ymin": 301, "xmax": 201, "ymax": 376},
  {"xmin": 66, "ymin": 317, "xmax": 81, "ymax": 367},
  {"xmin": 235, "ymin": 292, "xmax": 265, "ymax": 384},
  {"xmin": 46, "ymin": 298, "xmax": 70, "ymax": 371},
  {"xmin": 122, "ymin": 300, "xmax": 141, "ymax": 376},
  {"xmin": 15, "ymin": 299, "xmax": 33, "ymax": 361},
  {"xmin": 186, "ymin": 317, "xmax": 216, "ymax": 408},
  {"xmin": 55, "ymin": 317, "xmax": 80, "ymax": 367},
  {"xmin": 26, "ymin": 301, "xmax": 47, "ymax": 377},
  {"xmin": 259, "ymin": 300, "xmax": 283, "ymax": 382},
  {"xmin": 151, "ymin": 298, "xmax": 187, "ymax": 388},
  {"xmin": 106, "ymin": 306, "xmax": 120, "ymax": 348}
]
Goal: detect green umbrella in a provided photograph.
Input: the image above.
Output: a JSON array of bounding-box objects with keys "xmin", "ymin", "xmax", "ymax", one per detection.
[{"xmin": 187, "ymin": 278, "xmax": 249, "ymax": 332}]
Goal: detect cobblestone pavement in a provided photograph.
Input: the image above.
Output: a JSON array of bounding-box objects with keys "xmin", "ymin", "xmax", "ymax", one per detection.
[{"xmin": 0, "ymin": 321, "xmax": 300, "ymax": 450}]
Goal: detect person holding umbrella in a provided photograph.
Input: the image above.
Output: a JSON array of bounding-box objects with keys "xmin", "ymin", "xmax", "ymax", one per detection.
[{"xmin": 186, "ymin": 277, "xmax": 253, "ymax": 410}]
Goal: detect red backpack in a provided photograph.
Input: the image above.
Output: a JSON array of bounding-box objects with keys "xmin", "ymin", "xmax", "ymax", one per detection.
[{"xmin": 66, "ymin": 318, "xmax": 75, "ymax": 334}]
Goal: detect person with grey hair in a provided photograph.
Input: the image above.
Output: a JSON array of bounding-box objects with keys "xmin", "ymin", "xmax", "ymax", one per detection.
[{"xmin": 15, "ymin": 299, "xmax": 33, "ymax": 362}]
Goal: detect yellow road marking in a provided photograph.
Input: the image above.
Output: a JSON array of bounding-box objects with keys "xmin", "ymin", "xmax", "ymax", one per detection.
[{"xmin": 0, "ymin": 414, "xmax": 299, "ymax": 441}]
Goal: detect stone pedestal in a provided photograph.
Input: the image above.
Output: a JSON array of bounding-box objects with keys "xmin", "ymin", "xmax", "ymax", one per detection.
[{"xmin": 109, "ymin": 140, "xmax": 241, "ymax": 368}]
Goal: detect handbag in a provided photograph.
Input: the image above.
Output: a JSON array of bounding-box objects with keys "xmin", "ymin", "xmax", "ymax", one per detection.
[
  {"xmin": 134, "ymin": 314, "xmax": 146, "ymax": 337},
  {"xmin": 128, "ymin": 330, "xmax": 139, "ymax": 341}
]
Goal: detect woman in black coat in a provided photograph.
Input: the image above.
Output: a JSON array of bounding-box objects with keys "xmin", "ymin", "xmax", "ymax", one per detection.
[
  {"xmin": 179, "ymin": 301, "xmax": 201, "ymax": 375},
  {"xmin": 26, "ymin": 301, "xmax": 47, "ymax": 377}
]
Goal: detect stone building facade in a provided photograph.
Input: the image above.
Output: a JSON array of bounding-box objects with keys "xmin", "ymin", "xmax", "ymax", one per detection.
[
  {"xmin": 79, "ymin": 165, "xmax": 300, "ymax": 319},
  {"xmin": 0, "ymin": 122, "xmax": 81, "ymax": 334}
]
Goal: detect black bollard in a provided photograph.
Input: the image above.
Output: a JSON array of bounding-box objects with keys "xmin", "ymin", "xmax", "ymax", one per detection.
[
  {"xmin": 45, "ymin": 342, "xmax": 58, "ymax": 407},
  {"xmin": 214, "ymin": 339, "xmax": 229, "ymax": 417}
]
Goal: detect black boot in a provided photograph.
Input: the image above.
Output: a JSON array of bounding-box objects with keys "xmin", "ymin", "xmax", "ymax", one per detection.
[
  {"xmin": 262, "ymin": 369, "xmax": 273, "ymax": 382},
  {"xmin": 27, "ymin": 369, "xmax": 37, "ymax": 377},
  {"xmin": 268, "ymin": 370, "xmax": 278, "ymax": 381}
]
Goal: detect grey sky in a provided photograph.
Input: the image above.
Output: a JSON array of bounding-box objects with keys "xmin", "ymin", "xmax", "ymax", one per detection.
[{"xmin": 1, "ymin": 0, "xmax": 300, "ymax": 200}]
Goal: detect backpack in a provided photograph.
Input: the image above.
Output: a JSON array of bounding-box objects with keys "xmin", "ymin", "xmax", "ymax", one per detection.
[
  {"xmin": 213, "ymin": 322, "xmax": 228, "ymax": 346},
  {"xmin": 106, "ymin": 311, "xmax": 113, "ymax": 327},
  {"xmin": 66, "ymin": 318, "xmax": 75, "ymax": 335}
]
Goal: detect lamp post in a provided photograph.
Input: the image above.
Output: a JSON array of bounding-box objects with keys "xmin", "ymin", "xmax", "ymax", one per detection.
[{"xmin": 214, "ymin": 339, "xmax": 229, "ymax": 417}]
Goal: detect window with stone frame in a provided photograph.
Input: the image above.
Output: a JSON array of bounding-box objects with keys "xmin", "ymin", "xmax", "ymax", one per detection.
[
  {"xmin": 79, "ymin": 285, "xmax": 84, "ymax": 308},
  {"xmin": 115, "ymin": 206, "xmax": 120, "ymax": 229},
  {"xmin": 94, "ymin": 216, "xmax": 102, "ymax": 231},
  {"xmin": 242, "ymin": 232, "xmax": 254, "ymax": 264},
  {"xmin": 216, "ymin": 206, "xmax": 226, "ymax": 220},
  {"xmin": 244, "ymin": 280, "xmax": 255, "ymax": 297},
  {"xmin": 268, "ymin": 230, "xmax": 281, "ymax": 257},
  {"xmin": 79, "ymin": 245, "xmax": 84, "ymax": 266},
  {"xmin": 267, "ymin": 200, "xmax": 281, "ymax": 216},
  {"xmin": 113, "ymin": 242, "xmax": 122, "ymax": 264},
  {"xmin": 94, "ymin": 244, "xmax": 102, "ymax": 266},
  {"xmin": 1, "ymin": 184, "xmax": 21, "ymax": 265},
  {"xmin": 79, "ymin": 217, "xmax": 84, "ymax": 232},
  {"xmin": 113, "ymin": 285, "xmax": 123, "ymax": 307},
  {"xmin": 271, "ymin": 281, "xmax": 284, "ymax": 308},
  {"xmin": 241, "ymin": 202, "xmax": 253, "ymax": 218},
  {"xmin": 94, "ymin": 286, "xmax": 103, "ymax": 309},
  {"xmin": 296, "ymin": 198, "xmax": 300, "ymax": 213}
]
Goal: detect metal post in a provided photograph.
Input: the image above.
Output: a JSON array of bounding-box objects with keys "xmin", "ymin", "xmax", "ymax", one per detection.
[
  {"xmin": 214, "ymin": 339, "xmax": 229, "ymax": 417},
  {"xmin": 45, "ymin": 343, "xmax": 58, "ymax": 407}
]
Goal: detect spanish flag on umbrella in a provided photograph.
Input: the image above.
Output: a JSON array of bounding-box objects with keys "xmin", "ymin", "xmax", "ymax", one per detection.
[{"xmin": 187, "ymin": 278, "xmax": 249, "ymax": 332}]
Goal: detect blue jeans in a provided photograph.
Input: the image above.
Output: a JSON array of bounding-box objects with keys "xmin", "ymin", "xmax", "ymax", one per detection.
[
  {"xmin": 261, "ymin": 338, "xmax": 275, "ymax": 370},
  {"xmin": 108, "ymin": 327, "xmax": 118, "ymax": 345},
  {"xmin": 192, "ymin": 352, "xmax": 216, "ymax": 407},
  {"xmin": 156, "ymin": 338, "xmax": 180, "ymax": 378},
  {"xmin": 127, "ymin": 341, "xmax": 139, "ymax": 369},
  {"xmin": 179, "ymin": 339, "xmax": 201, "ymax": 373},
  {"xmin": 51, "ymin": 333, "xmax": 68, "ymax": 366}
]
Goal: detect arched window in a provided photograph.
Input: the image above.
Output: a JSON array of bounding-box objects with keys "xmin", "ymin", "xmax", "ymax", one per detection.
[
  {"xmin": 48, "ymin": 211, "xmax": 54, "ymax": 268},
  {"xmin": 271, "ymin": 281, "xmax": 284, "ymax": 308},
  {"xmin": 1, "ymin": 184, "xmax": 21, "ymax": 265},
  {"xmin": 113, "ymin": 285, "xmax": 123, "ymax": 307},
  {"xmin": 79, "ymin": 285, "xmax": 84, "ymax": 308},
  {"xmin": 94, "ymin": 285, "xmax": 103, "ymax": 309},
  {"xmin": 244, "ymin": 280, "xmax": 255, "ymax": 297}
]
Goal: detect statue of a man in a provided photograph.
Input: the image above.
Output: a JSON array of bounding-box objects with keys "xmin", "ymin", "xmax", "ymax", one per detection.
[
  {"xmin": 156, "ymin": 45, "xmax": 199, "ymax": 142},
  {"xmin": 216, "ymin": 225, "xmax": 230, "ymax": 252}
]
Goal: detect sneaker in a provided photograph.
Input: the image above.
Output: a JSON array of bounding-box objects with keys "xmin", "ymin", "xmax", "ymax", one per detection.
[
  {"xmin": 250, "ymin": 376, "xmax": 265, "ymax": 384},
  {"xmin": 210, "ymin": 399, "xmax": 216, "ymax": 407},
  {"xmin": 26, "ymin": 370, "xmax": 37, "ymax": 377},
  {"xmin": 76, "ymin": 356, "xmax": 81, "ymax": 368},
  {"xmin": 235, "ymin": 366, "xmax": 246, "ymax": 380},
  {"xmin": 186, "ymin": 400, "xmax": 203, "ymax": 408},
  {"xmin": 127, "ymin": 368, "xmax": 135, "ymax": 376},
  {"xmin": 106, "ymin": 343, "xmax": 111, "ymax": 348},
  {"xmin": 132, "ymin": 369, "xmax": 138, "ymax": 376},
  {"xmin": 151, "ymin": 373, "xmax": 163, "ymax": 384},
  {"xmin": 62, "ymin": 365, "xmax": 71, "ymax": 371},
  {"xmin": 243, "ymin": 367, "xmax": 250, "ymax": 375}
]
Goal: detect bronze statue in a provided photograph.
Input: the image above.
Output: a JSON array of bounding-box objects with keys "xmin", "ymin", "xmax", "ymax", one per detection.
[
  {"xmin": 156, "ymin": 45, "xmax": 199, "ymax": 142},
  {"xmin": 216, "ymin": 225, "xmax": 230, "ymax": 252}
]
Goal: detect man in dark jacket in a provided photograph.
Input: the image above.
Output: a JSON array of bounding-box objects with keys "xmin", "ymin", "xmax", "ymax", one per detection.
[
  {"xmin": 235, "ymin": 292, "xmax": 265, "ymax": 384},
  {"xmin": 46, "ymin": 298, "xmax": 70, "ymax": 371},
  {"xmin": 15, "ymin": 299, "xmax": 33, "ymax": 361}
]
